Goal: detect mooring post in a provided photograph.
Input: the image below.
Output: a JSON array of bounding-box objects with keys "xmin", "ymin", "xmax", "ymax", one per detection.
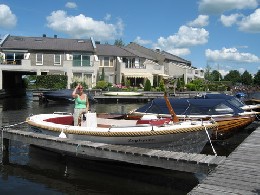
[{"xmin": 2, "ymin": 138, "xmax": 10, "ymax": 164}]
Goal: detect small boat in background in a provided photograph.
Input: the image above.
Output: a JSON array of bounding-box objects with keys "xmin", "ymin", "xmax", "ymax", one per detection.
[
  {"xmin": 39, "ymin": 89, "xmax": 97, "ymax": 104},
  {"xmin": 103, "ymin": 91, "xmax": 143, "ymax": 96}
]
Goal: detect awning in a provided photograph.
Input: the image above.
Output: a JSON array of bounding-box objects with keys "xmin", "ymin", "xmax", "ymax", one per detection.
[
  {"xmin": 124, "ymin": 73, "xmax": 152, "ymax": 78},
  {"xmin": 158, "ymin": 73, "xmax": 170, "ymax": 78}
]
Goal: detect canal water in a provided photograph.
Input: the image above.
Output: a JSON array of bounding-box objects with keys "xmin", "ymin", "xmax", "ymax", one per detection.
[{"xmin": 0, "ymin": 92, "xmax": 256, "ymax": 194}]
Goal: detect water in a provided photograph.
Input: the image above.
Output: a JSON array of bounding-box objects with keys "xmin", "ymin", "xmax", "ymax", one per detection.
[{"xmin": 0, "ymin": 92, "xmax": 256, "ymax": 194}]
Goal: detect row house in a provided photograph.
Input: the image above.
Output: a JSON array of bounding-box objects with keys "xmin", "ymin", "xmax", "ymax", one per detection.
[
  {"xmin": 126, "ymin": 42, "xmax": 205, "ymax": 84},
  {"xmin": 0, "ymin": 34, "xmax": 98, "ymax": 89},
  {"xmin": 0, "ymin": 34, "xmax": 203, "ymax": 90}
]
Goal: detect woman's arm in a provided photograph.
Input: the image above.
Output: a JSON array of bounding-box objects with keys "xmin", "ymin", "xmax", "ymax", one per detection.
[{"xmin": 72, "ymin": 84, "xmax": 79, "ymax": 98}]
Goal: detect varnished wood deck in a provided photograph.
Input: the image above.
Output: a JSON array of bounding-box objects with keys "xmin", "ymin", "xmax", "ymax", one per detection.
[
  {"xmin": 189, "ymin": 126, "xmax": 260, "ymax": 194},
  {"xmin": 1, "ymin": 129, "xmax": 225, "ymax": 173}
]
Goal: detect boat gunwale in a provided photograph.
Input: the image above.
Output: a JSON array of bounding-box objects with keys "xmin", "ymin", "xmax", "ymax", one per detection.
[{"xmin": 26, "ymin": 114, "xmax": 218, "ymax": 137}]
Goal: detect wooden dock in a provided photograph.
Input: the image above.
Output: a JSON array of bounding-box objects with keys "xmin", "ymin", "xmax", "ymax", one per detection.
[
  {"xmin": 189, "ymin": 126, "xmax": 260, "ymax": 194},
  {"xmin": 1, "ymin": 129, "xmax": 225, "ymax": 173}
]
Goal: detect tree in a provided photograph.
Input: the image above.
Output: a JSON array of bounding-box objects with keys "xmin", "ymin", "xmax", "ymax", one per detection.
[
  {"xmin": 211, "ymin": 70, "xmax": 222, "ymax": 81},
  {"xmin": 224, "ymin": 70, "xmax": 241, "ymax": 84},
  {"xmin": 204, "ymin": 64, "xmax": 212, "ymax": 81},
  {"xmin": 254, "ymin": 70, "xmax": 260, "ymax": 85},
  {"xmin": 159, "ymin": 79, "xmax": 165, "ymax": 91},
  {"xmin": 241, "ymin": 70, "xmax": 253, "ymax": 85},
  {"xmin": 144, "ymin": 79, "xmax": 151, "ymax": 91},
  {"xmin": 100, "ymin": 67, "xmax": 105, "ymax": 81},
  {"xmin": 114, "ymin": 38, "xmax": 125, "ymax": 47}
]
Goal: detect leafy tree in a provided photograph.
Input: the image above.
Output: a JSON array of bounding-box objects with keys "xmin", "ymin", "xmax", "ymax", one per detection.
[
  {"xmin": 158, "ymin": 79, "xmax": 165, "ymax": 91},
  {"xmin": 100, "ymin": 68, "xmax": 105, "ymax": 81},
  {"xmin": 95, "ymin": 80, "xmax": 108, "ymax": 90},
  {"xmin": 224, "ymin": 70, "xmax": 241, "ymax": 84},
  {"xmin": 125, "ymin": 79, "xmax": 131, "ymax": 88},
  {"xmin": 211, "ymin": 70, "xmax": 222, "ymax": 81},
  {"xmin": 114, "ymin": 38, "xmax": 125, "ymax": 47},
  {"xmin": 241, "ymin": 70, "xmax": 253, "ymax": 85},
  {"xmin": 121, "ymin": 75, "xmax": 125, "ymax": 86},
  {"xmin": 254, "ymin": 70, "xmax": 260, "ymax": 85},
  {"xmin": 204, "ymin": 64, "xmax": 212, "ymax": 81},
  {"xmin": 144, "ymin": 79, "xmax": 151, "ymax": 91}
]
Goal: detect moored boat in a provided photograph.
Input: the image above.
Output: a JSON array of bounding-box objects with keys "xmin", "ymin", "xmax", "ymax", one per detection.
[
  {"xmin": 126, "ymin": 96, "xmax": 258, "ymax": 140},
  {"xmin": 26, "ymin": 112, "xmax": 217, "ymax": 153},
  {"xmin": 103, "ymin": 91, "xmax": 143, "ymax": 96}
]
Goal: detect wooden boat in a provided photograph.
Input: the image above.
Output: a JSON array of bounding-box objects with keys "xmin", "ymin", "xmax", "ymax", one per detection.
[
  {"xmin": 26, "ymin": 112, "xmax": 217, "ymax": 154},
  {"xmin": 126, "ymin": 95, "xmax": 258, "ymax": 140},
  {"xmin": 103, "ymin": 91, "xmax": 143, "ymax": 96}
]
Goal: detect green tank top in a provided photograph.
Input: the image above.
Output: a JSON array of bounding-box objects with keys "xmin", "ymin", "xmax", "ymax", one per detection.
[{"xmin": 75, "ymin": 94, "xmax": 87, "ymax": 109}]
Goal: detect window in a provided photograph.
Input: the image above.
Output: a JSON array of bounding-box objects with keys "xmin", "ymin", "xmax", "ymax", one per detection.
[
  {"xmin": 73, "ymin": 54, "xmax": 90, "ymax": 67},
  {"xmin": 99, "ymin": 56, "xmax": 114, "ymax": 67},
  {"xmin": 54, "ymin": 54, "xmax": 61, "ymax": 65},
  {"xmin": 36, "ymin": 53, "xmax": 43, "ymax": 65},
  {"xmin": 5, "ymin": 52, "xmax": 24, "ymax": 65},
  {"xmin": 123, "ymin": 57, "xmax": 135, "ymax": 68}
]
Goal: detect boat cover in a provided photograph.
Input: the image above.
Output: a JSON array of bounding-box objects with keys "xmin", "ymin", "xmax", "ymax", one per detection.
[
  {"xmin": 42, "ymin": 89, "xmax": 97, "ymax": 104},
  {"xmin": 195, "ymin": 93, "xmax": 245, "ymax": 108},
  {"xmin": 135, "ymin": 98, "xmax": 245, "ymax": 116}
]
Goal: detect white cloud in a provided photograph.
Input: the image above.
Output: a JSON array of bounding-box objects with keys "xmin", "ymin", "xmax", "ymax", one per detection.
[
  {"xmin": 238, "ymin": 9, "xmax": 260, "ymax": 33},
  {"xmin": 156, "ymin": 26, "xmax": 209, "ymax": 48},
  {"xmin": 187, "ymin": 15, "xmax": 209, "ymax": 27},
  {"xmin": 0, "ymin": 4, "xmax": 17, "ymax": 29},
  {"xmin": 46, "ymin": 10, "xmax": 124, "ymax": 41},
  {"xmin": 65, "ymin": 2, "xmax": 77, "ymax": 9},
  {"xmin": 166, "ymin": 48, "xmax": 191, "ymax": 56},
  {"xmin": 205, "ymin": 47, "xmax": 260, "ymax": 63},
  {"xmin": 198, "ymin": 0, "xmax": 258, "ymax": 14},
  {"xmin": 153, "ymin": 25, "xmax": 208, "ymax": 56},
  {"xmin": 104, "ymin": 14, "xmax": 111, "ymax": 21},
  {"xmin": 134, "ymin": 36, "xmax": 152, "ymax": 45},
  {"xmin": 220, "ymin": 13, "xmax": 243, "ymax": 27},
  {"xmin": 218, "ymin": 69, "xmax": 230, "ymax": 76}
]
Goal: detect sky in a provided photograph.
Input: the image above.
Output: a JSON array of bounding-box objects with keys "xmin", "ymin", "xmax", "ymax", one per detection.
[{"xmin": 0, "ymin": 0, "xmax": 260, "ymax": 76}]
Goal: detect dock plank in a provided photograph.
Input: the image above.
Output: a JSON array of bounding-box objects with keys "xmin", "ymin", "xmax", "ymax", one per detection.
[{"xmin": 189, "ymin": 126, "xmax": 260, "ymax": 194}]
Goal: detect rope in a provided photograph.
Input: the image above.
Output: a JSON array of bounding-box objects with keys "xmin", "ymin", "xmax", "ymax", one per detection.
[
  {"xmin": 1, "ymin": 121, "xmax": 27, "ymax": 152},
  {"xmin": 1, "ymin": 127, "xmax": 4, "ymax": 152},
  {"xmin": 76, "ymin": 144, "xmax": 81, "ymax": 156},
  {"xmin": 2, "ymin": 121, "xmax": 27, "ymax": 129},
  {"xmin": 204, "ymin": 126, "xmax": 217, "ymax": 156},
  {"xmin": 181, "ymin": 99, "xmax": 191, "ymax": 115}
]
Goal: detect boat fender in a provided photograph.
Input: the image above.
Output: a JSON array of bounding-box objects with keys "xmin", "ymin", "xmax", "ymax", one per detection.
[{"xmin": 59, "ymin": 130, "xmax": 67, "ymax": 138}]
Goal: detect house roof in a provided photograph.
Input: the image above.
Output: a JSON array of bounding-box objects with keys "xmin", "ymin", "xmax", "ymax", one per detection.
[
  {"xmin": 123, "ymin": 47, "xmax": 156, "ymax": 60},
  {"xmin": 0, "ymin": 35, "xmax": 95, "ymax": 52},
  {"xmin": 160, "ymin": 50, "xmax": 191, "ymax": 65},
  {"xmin": 96, "ymin": 44, "xmax": 135, "ymax": 57},
  {"xmin": 126, "ymin": 42, "xmax": 191, "ymax": 65}
]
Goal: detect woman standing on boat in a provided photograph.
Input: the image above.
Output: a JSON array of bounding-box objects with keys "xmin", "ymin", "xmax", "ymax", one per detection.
[{"xmin": 72, "ymin": 84, "xmax": 89, "ymax": 126}]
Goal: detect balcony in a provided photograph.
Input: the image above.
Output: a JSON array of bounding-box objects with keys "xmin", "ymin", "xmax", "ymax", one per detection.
[{"xmin": 0, "ymin": 60, "xmax": 22, "ymax": 65}]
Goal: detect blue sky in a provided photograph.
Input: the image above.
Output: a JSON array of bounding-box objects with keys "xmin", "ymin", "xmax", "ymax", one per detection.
[{"xmin": 0, "ymin": 0, "xmax": 260, "ymax": 76}]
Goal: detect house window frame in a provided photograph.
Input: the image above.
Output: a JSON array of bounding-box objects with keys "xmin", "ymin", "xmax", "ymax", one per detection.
[
  {"xmin": 36, "ymin": 53, "xmax": 43, "ymax": 65},
  {"xmin": 72, "ymin": 54, "xmax": 91, "ymax": 67},
  {"xmin": 54, "ymin": 54, "xmax": 61, "ymax": 65},
  {"xmin": 99, "ymin": 56, "xmax": 114, "ymax": 67}
]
